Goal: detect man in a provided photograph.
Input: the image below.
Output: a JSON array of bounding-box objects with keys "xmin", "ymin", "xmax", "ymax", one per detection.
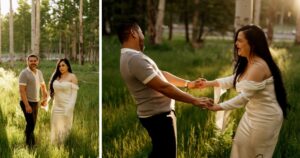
[
  {"xmin": 19, "ymin": 54, "xmax": 48, "ymax": 148},
  {"xmin": 118, "ymin": 21, "xmax": 213, "ymax": 158}
]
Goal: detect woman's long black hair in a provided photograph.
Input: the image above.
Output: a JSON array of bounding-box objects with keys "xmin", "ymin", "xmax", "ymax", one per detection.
[
  {"xmin": 49, "ymin": 58, "xmax": 73, "ymax": 98},
  {"xmin": 233, "ymin": 25, "xmax": 289, "ymax": 118}
]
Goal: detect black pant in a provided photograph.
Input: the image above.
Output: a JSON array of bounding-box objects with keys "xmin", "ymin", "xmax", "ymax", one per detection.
[
  {"xmin": 139, "ymin": 111, "xmax": 177, "ymax": 158},
  {"xmin": 20, "ymin": 101, "xmax": 38, "ymax": 147}
]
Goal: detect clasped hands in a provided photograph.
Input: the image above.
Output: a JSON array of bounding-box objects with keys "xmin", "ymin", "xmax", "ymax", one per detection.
[
  {"xmin": 188, "ymin": 78, "xmax": 221, "ymax": 111},
  {"xmin": 41, "ymin": 97, "xmax": 48, "ymax": 107},
  {"xmin": 187, "ymin": 78, "xmax": 208, "ymax": 89}
]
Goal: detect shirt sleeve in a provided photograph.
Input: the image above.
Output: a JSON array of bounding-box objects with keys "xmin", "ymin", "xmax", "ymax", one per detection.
[
  {"xmin": 38, "ymin": 70, "xmax": 45, "ymax": 84},
  {"xmin": 128, "ymin": 55, "xmax": 157, "ymax": 84},
  {"xmin": 219, "ymin": 80, "xmax": 267, "ymax": 110},
  {"xmin": 19, "ymin": 71, "xmax": 27, "ymax": 86},
  {"xmin": 216, "ymin": 75, "xmax": 235, "ymax": 90}
]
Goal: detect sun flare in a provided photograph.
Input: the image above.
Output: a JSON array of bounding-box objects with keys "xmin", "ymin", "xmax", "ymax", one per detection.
[{"xmin": 0, "ymin": 0, "xmax": 19, "ymax": 15}]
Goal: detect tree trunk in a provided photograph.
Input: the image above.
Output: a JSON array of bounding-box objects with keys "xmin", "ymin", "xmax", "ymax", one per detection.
[
  {"xmin": 234, "ymin": 0, "xmax": 253, "ymax": 31},
  {"xmin": 147, "ymin": 0, "xmax": 156, "ymax": 45},
  {"xmin": 254, "ymin": 0, "xmax": 261, "ymax": 26},
  {"xmin": 192, "ymin": 0, "xmax": 200, "ymax": 42},
  {"xmin": 168, "ymin": 0, "xmax": 173, "ymax": 40},
  {"xmin": 279, "ymin": 1, "xmax": 284, "ymax": 26},
  {"xmin": 295, "ymin": 3, "xmax": 300, "ymax": 44},
  {"xmin": 79, "ymin": 0, "xmax": 84, "ymax": 65},
  {"xmin": 197, "ymin": 15, "xmax": 205, "ymax": 42},
  {"xmin": 59, "ymin": 32, "xmax": 62, "ymax": 55},
  {"xmin": 9, "ymin": 0, "xmax": 14, "ymax": 64},
  {"xmin": 64, "ymin": 35, "xmax": 68, "ymax": 58},
  {"xmin": 184, "ymin": 0, "xmax": 189, "ymax": 42},
  {"xmin": 267, "ymin": 0, "xmax": 275, "ymax": 44},
  {"xmin": 71, "ymin": 20, "xmax": 77, "ymax": 61},
  {"xmin": 34, "ymin": 0, "xmax": 40, "ymax": 55},
  {"xmin": 31, "ymin": 0, "xmax": 36, "ymax": 54},
  {"xmin": 94, "ymin": 41, "xmax": 98, "ymax": 63},
  {"xmin": 154, "ymin": 0, "xmax": 166, "ymax": 44},
  {"xmin": 102, "ymin": 11, "xmax": 109, "ymax": 36}
]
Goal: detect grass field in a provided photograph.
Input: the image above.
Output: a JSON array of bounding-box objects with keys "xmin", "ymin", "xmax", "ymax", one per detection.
[
  {"xmin": 0, "ymin": 60, "xmax": 99, "ymax": 157},
  {"xmin": 102, "ymin": 36, "xmax": 300, "ymax": 158}
]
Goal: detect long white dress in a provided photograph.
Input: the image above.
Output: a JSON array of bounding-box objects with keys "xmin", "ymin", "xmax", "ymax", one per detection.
[
  {"xmin": 51, "ymin": 80, "xmax": 79, "ymax": 144},
  {"xmin": 216, "ymin": 75, "xmax": 283, "ymax": 158}
]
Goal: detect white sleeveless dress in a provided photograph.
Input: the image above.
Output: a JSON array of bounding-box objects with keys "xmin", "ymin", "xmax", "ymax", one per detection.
[
  {"xmin": 51, "ymin": 80, "xmax": 79, "ymax": 144},
  {"xmin": 216, "ymin": 75, "xmax": 283, "ymax": 158}
]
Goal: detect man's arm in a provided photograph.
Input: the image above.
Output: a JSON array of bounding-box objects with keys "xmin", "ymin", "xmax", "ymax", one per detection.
[
  {"xmin": 161, "ymin": 71, "xmax": 188, "ymax": 87},
  {"xmin": 19, "ymin": 85, "xmax": 32, "ymax": 113},
  {"xmin": 40, "ymin": 83, "xmax": 48, "ymax": 106},
  {"xmin": 162, "ymin": 71, "xmax": 200, "ymax": 89},
  {"xmin": 146, "ymin": 75, "xmax": 213, "ymax": 107}
]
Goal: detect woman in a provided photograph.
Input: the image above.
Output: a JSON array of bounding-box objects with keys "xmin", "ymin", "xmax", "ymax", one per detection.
[
  {"xmin": 198, "ymin": 25, "xmax": 289, "ymax": 158},
  {"xmin": 49, "ymin": 58, "xmax": 79, "ymax": 144}
]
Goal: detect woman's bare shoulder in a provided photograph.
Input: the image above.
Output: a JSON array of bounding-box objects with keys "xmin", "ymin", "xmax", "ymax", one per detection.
[
  {"xmin": 69, "ymin": 73, "xmax": 78, "ymax": 84},
  {"xmin": 253, "ymin": 58, "xmax": 271, "ymax": 76},
  {"xmin": 246, "ymin": 58, "xmax": 271, "ymax": 82}
]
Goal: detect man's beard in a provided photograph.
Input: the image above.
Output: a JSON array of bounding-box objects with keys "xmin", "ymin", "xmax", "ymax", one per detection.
[{"xmin": 29, "ymin": 64, "xmax": 37, "ymax": 69}]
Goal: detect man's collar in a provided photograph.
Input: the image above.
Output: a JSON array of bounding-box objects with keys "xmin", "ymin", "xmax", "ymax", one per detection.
[{"xmin": 121, "ymin": 48, "xmax": 141, "ymax": 54}]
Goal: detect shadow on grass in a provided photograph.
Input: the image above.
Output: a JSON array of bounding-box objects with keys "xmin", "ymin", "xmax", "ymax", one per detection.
[
  {"xmin": 64, "ymin": 131, "xmax": 98, "ymax": 158},
  {"xmin": 128, "ymin": 143, "xmax": 152, "ymax": 158},
  {"xmin": 0, "ymin": 106, "xmax": 12, "ymax": 157}
]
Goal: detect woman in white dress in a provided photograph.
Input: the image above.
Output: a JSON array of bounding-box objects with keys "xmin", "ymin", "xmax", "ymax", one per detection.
[
  {"xmin": 49, "ymin": 58, "xmax": 79, "ymax": 144},
  {"xmin": 197, "ymin": 25, "xmax": 289, "ymax": 158}
]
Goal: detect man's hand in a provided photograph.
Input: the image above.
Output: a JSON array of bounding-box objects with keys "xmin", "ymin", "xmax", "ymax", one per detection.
[
  {"xmin": 25, "ymin": 105, "xmax": 32, "ymax": 113},
  {"xmin": 41, "ymin": 99, "xmax": 47, "ymax": 107}
]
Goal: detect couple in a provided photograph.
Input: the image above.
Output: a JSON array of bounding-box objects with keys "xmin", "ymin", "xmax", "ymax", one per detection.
[
  {"xmin": 118, "ymin": 21, "xmax": 288, "ymax": 158},
  {"xmin": 19, "ymin": 54, "xmax": 79, "ymax": 148}
]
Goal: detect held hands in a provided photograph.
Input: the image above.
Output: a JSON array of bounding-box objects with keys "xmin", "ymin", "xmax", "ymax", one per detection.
[
  {"xmin": 206, "ymin": 104, "xmax": 223, "ymax": 111},
  {"xmin": 192, "ymin": 78, "xmax": 223, "ymax": 111},
  {"xmin": 193, "ymin": 97, "xmax": 214, "ymax": 109},
  {"xmin": 187, "ymin": 78, "xmax": 208, "ymax": 89},
  {"xmin": 41, "ymin": 99, "xmax": 47, "ymax": 107},
  {"xmin": 188, "ymin": 78, "xmax": 222, "ymax": 111},
  {"xmin": 194, "ymin": 99, "xmax": 223, "ymax": 111},
  {"xmin": 40, "ymin": 97, "xmax": 50, "ymax": 111},
  {"xmin": 194, "ymin": 78, "xmax": 208, "ymax": 89},
  {"xmin": 192, "ymin": 96, "xmax": 223, "ymax": 111}
]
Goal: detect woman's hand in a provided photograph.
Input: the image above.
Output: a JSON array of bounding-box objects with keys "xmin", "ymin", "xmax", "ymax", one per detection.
[
  {"xmin": 194, "ymin": 78, "xmax": 220, "ymax": 89},
  {"xmin": 206, "ymin": 104, "xmax": 223, "ymax": 111}
]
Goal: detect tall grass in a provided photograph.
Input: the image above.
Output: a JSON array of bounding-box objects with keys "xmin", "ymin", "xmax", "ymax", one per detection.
[
  {"xmin": 0, "ymin": 61, "xmax": 99, "ymax": 157},
  {"xmin": 103, "ymin": 36, "xmax": 300, "ymax": 157},
  {"xmin": 271, "ymin": 42, "xmax": 300, "ymax": 157}
]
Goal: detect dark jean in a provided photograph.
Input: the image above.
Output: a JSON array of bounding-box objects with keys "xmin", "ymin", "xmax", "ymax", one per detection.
[
  {"xmin": 20, "ymin": 101, "xmax": 39, "ymax": 147},
  {"xmin": 139, "ymin": 111, "xmax": 177, "ymax": 158}
]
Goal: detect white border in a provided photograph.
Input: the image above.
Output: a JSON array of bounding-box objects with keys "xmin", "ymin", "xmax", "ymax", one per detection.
[{"xmin": 99, "ymin": 0, "xmax": 102, "ymax": 157}]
